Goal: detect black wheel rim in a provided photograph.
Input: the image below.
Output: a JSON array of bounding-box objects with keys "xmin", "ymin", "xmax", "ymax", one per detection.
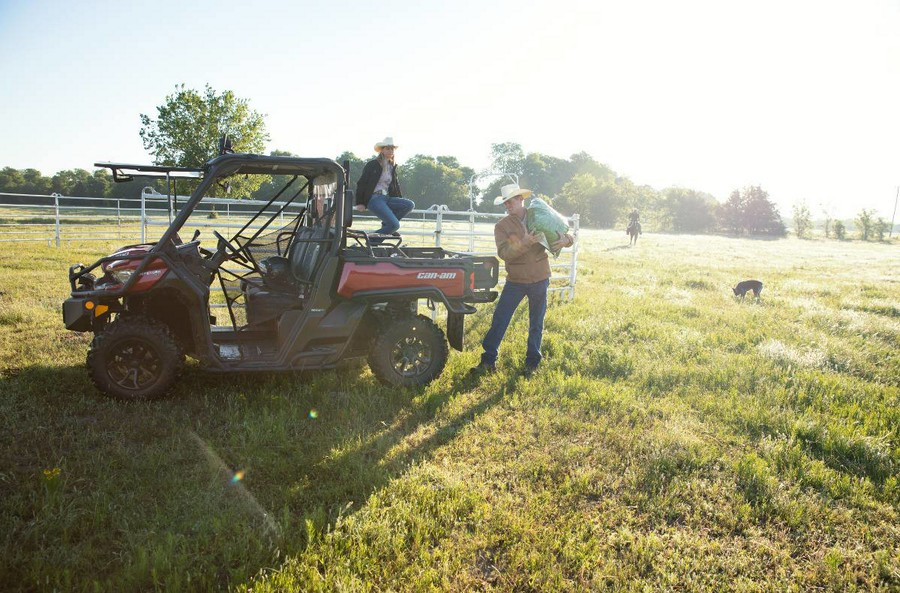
[
  {"xmin": 107, "ymin": 338, "xmax": 163, "ymax": 392},
  {"xmin": 390, "ymin": 334, "xmax": 433, "ymax": 378}
]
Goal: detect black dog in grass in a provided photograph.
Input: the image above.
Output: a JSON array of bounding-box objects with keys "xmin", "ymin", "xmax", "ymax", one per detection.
[{"xmin": 732, "ymin": 280, "xmax": 763, "ymax": 301}]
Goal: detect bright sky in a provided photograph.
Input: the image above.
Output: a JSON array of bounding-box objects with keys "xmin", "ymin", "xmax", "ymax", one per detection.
[{"xmin": 1, "ymin": 0, "xmax": 898, "ymax": 220}]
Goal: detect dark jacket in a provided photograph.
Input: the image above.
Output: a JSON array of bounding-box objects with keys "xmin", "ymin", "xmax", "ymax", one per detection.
[{"xmin": 355, "ymin": 158, "xmax": 402, "ymax": 207}]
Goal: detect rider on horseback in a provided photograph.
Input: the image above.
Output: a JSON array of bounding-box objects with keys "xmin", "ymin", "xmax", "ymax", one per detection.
[{"xmin": 627, "ymin": 208, "xmax": 642, "ymax": 244}]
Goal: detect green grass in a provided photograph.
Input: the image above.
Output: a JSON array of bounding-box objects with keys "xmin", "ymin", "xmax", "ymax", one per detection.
[{"xmin": 0, "ymin": 231, "xmax": 898, "ymax": 592}]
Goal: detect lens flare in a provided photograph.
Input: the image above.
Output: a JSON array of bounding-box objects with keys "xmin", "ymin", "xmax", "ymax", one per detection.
[
  {"xmin": 308, "ymin": 409, "xmax": 318, "ymax": 419},
  {"xmin": 231, "ymin": 470, "xmax": 245, "ymax": 484}
]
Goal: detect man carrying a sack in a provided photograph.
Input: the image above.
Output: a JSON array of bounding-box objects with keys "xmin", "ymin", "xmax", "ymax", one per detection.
[{"xmin": 469, "ymin": 184, "xmax": 574, "ymax": 378}]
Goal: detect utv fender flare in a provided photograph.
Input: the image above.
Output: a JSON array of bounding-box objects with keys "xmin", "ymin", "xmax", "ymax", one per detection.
[{"xmin": 349, "ymin": 288, "xmax": 477, "ymax": 315}]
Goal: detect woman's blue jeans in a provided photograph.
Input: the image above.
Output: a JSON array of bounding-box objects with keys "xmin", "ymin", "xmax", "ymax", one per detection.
[
  {"xmin": 480, "ymin": 278, "xmax": 549, "ymax": 369},
  {"xmin": 368, "ymin": 194, "xmax": 415, "ymax": 234}
]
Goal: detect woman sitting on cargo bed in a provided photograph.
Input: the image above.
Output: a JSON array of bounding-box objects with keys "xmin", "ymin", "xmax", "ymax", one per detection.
[{"xmin": 354, "ymin": 137, "xmax": 415, "ymax": 239}]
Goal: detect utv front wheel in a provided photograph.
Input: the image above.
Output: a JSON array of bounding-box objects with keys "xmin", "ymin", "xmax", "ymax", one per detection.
[
  {"xmin": 87, "ymin": 316, "xmax": 182, "ymax": 401},
  {"xmin": 368, "ymin": 314, "xmax": 449, "ymax": 387}
]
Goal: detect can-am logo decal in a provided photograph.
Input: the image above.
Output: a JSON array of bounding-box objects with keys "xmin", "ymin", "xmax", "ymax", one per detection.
[{"xmin": 416, "ymin": 272, "xmax": 457, "ymax": 280}]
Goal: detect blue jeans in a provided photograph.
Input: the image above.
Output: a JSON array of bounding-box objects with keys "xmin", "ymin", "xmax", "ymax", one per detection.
[
  {"xmin": 480, "ymin": 278, "xmax": 549, "ymax": 369},
  {"xmin": 368, "ymin": 194, "xmax": 415, "ymax": 234}
]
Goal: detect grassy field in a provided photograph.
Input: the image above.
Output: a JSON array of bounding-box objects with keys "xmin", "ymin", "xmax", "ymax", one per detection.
[{"xmin": 0, "ymin": 230, "xmax": 898, "ymax": 592}]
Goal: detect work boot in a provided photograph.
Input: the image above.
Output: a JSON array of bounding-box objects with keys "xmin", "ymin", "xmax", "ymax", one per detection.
[{"xmin": 468, "ymin": 362, "xmax": 496, "ymax": 376}]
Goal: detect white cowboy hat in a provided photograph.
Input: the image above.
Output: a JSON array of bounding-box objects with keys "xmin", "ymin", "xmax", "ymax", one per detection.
[
  {"xmin": 493, "ymin": 183, "xmax": 533, "ymax": 206},
  {"xmin": 374, "ymin": 137, "xmax": 398, "ymax": 152}
]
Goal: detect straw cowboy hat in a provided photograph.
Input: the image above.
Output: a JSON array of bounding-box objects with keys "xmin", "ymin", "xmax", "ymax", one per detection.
[
  {"xmin": 494, "ymin": 183, "xmax": 533, "ymax": 206},
  {"xmin": 374, "ymin": 137, "xmax": 398, "ymax": 152}
]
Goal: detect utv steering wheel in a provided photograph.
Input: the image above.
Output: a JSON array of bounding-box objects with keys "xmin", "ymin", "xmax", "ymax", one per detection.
[{"xmin": 213, "ymin": 230, "xmax": 244, "ymax": 261}]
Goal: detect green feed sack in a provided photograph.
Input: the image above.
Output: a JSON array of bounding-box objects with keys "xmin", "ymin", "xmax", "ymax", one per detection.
[{"xmin": 526, "ymin": 197, "xmax": 569, "ymax": 257}]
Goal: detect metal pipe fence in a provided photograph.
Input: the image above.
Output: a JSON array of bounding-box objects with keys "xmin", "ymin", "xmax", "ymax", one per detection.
[{"xmin": 0, "ymin": 190, "xmax": 579, "ymax": 300}]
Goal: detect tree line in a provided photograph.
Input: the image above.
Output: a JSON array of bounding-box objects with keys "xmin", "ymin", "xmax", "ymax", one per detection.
[{"xmin": 1, "ymin": 84, "xmax": 893, "ymax": 239}]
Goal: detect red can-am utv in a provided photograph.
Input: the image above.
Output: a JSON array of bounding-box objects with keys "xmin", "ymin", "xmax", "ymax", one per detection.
[{"xmin": 63, "ymin": 149, "xmax": 499, "ymax": 400}]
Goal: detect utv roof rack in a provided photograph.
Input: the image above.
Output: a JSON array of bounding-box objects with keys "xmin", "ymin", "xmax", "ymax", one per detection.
[{"xmin": 94, "ymin": 162, "xmax": 204, "ymax": 183}]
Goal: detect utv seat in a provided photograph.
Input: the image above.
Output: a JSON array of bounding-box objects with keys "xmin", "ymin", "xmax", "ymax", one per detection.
[{"xmin": 243, "ymin": 225, "xmax": 330, "ymax": 326}]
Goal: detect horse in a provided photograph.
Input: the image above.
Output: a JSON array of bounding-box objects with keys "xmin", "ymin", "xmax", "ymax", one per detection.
[{"xmin": 626, "ymin": 221, "xmax": 641, "ymax": 245}]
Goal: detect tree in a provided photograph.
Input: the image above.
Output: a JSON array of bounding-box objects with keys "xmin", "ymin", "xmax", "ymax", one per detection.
[
  {"xmin": 743, "ymin": 186, "xmax": 785, "ymax": 235},
  {"xmin": 250, "ymin": 150, "xmax": 300, "ymax": 200},
  {"xmin": 719, "ymin": 190, "xmax": 745, "ymax": 234},
  {"xmin": 661, "ymin": 188, "xmax": 717, "ymax": 232},
  {"xmin": 570, "ymin": 151, "xmax": 615, "ymax": 182},
  {"xmin": 872, "ymin": 217, "xmax": 890, "ymax": 241},
  {"xmin": 833, "ymin": 220, "xmax": 846, "ymax": 240},
  {"xmin": 335, "ymin": 151, "xmax": 368, "ymax": 194},
  {"xmin": 402, "ymin": 154, "xmax": 471, "ymax": 210},
  {"xmin": 792, "ymin": 201, "xmax": 812, "ymax": 238},
  {"xmin": 52, "ymin": 169, "xmax": 93, "ymax": 196},
  {"xmin": 139, "ymin": 84, "xmax": 269, "ymax": 197},
  {"xmin": 489, "ymin": 142, "xmax": 525, "ymax": 177},
  {"xmin": 556, "ymin": 173, "xmax": 598, "ymax": 219},
  {"xmin": 554, "ymin": 173, "xmax": 622, "ymax": 227},
  {"xmin": 719, "ymin": 186, "xmax": 784, "ymax": 235},
  {"xmin": 821, "ymin": 206, "xmax": 833, "ymax": 238},
  {"xmin": 855, "ymin": 209, "xmax": 874, "ymax": 240}
]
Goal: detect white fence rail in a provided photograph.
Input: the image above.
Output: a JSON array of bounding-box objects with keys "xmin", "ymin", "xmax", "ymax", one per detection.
[{"xmin": 0, "ymin": 190, "xmax": 579, "ymax": 300}]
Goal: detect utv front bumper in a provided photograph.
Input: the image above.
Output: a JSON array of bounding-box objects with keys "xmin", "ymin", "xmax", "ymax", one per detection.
[{"xmin": 63, "ymin": 296, "xmax": 118, "ymax": 332}]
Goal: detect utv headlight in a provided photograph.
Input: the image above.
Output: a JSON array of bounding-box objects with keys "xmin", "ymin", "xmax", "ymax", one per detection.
[{"xmin": 110, "ymin": 269, "xmax": 134, "ymax": 284}]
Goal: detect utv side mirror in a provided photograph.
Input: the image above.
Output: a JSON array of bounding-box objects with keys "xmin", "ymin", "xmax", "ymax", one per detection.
[
  {"xmin": 218, "ymin": 135, "xmax": 234, "ymax": 156},
  {"xmin": 344, "ymin": 189, "xmax": 354, "ymax": 228}
]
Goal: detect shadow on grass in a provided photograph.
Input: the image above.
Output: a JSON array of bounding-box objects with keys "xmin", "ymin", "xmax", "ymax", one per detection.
[{"xmin": 1, "ymin": 360, "xmax": 517, "ymax": 591}]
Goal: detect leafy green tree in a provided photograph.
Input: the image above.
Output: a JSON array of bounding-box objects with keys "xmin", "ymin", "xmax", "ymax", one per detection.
[
  {"xmin": 556, "ymin": 173, "xmax": 597, "ymax": 218},
  {"xmin": 250, "ymin": 150, "xmax": 301, "ymax": 201},
  {"xmin": 792, "ymin": 201, "xmax": 812, "ymax": 238},
  {"xmin": 872, "ymin": 217, "xmax": 890, "ymax": 241},
  {"xmin": 719, "ymin": 190, "xmax": 745, "ymax": 233},
  {"xmin": 743, "ymin": 186, "xmax": 784, "ymax": 235},
  {"xmin": 833, "ymin": 219, "xmax": 846, "ymax": 240},
  {"xmin": 554, "ymin": 173, "xmax": 622, "ymax": 227},
  {"xmin": 0, "ymin": 167, "xmax": 54, "ymax": 195},
  {"xmin": 855, "ymin": 209, "xmax": 874, "ymax": 240},
  {"xmin": 0, "ymin": 167, "xmax": 26, "ymax": 193},
  {"xmin": 570, "ymin": 151, "xmax": 615, "ymax": 182},
  {"xmin": 22, "ymin": 169, "xmax": 53, "ymax": 195},
  {"xmin": 490, "ymin": 142, "xmax": 525, "ymax": 177},
  {"xmin": 139, "ymin": 84, "xmax": 269, "ymax": 197},
  {"xmin": 476, "ymin": 143, "xmax": 526, "ymax": 208},
  {"xmin": 661, "ymin": 188, "xmax": 717, "ymax": 232},
  {"xmin": 335, "ymin": 151, "xmax": 368, "ymax": 194},
  {"xmin": 401, "ymin": 154, "xmax": 471, "ymax": 210},
  {"xmin": 821, "ymin": 207, "xmax": 833, "ymax": 238},
  {"xmin": 720, "ymin": 186, "xmax": 784, "ymax": 235},
  {"xmin": 51, "ymin": 169, "xmax": 93, "ymax": 196},
  {"xmin": 520, "ymin": 152, "xmax": 576, "ymax": 198}
]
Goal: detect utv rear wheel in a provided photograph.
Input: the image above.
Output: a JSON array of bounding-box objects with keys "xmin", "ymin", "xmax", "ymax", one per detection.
[
  {"xmin": 87, "ymin": 316, "xmax": 182, "ymax": 401},
  {"xmin": 368, "ymin": 314, "xmax": 449, "ymax": 387}
]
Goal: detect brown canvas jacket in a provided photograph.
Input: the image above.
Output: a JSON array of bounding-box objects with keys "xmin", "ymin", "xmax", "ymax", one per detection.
[{"xmin": 494, "ymin": 214, "xmax": 551, "ymax": 284}]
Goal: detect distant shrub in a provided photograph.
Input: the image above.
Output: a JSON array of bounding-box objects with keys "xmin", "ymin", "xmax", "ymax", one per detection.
[
  {"xmin": 855, "ymin": 209, "xmax": 874, "ymax": 240},
  {"xmin": 872, "ymin": 218, "xmax": 889, "ymax": 241},
  {"xmin": 833, "ymin": 220, "xmax": 846, "ymax": 240},
  {"xmin": 792, "ymin": 202, "xmax": 812, "ymax": 238}
]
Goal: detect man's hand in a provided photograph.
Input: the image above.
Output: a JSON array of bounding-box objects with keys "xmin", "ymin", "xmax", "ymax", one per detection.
[
  {"xmin": 550, "ymin": 233, "xmax": 573, "ymax": 251},
  {"xmin": 354, "ymin": 204, "xmax": 366, "ymax": 212},
  {"xmin": 526, "ymin": 231, "xmax": 543, "ymax": 245}
]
